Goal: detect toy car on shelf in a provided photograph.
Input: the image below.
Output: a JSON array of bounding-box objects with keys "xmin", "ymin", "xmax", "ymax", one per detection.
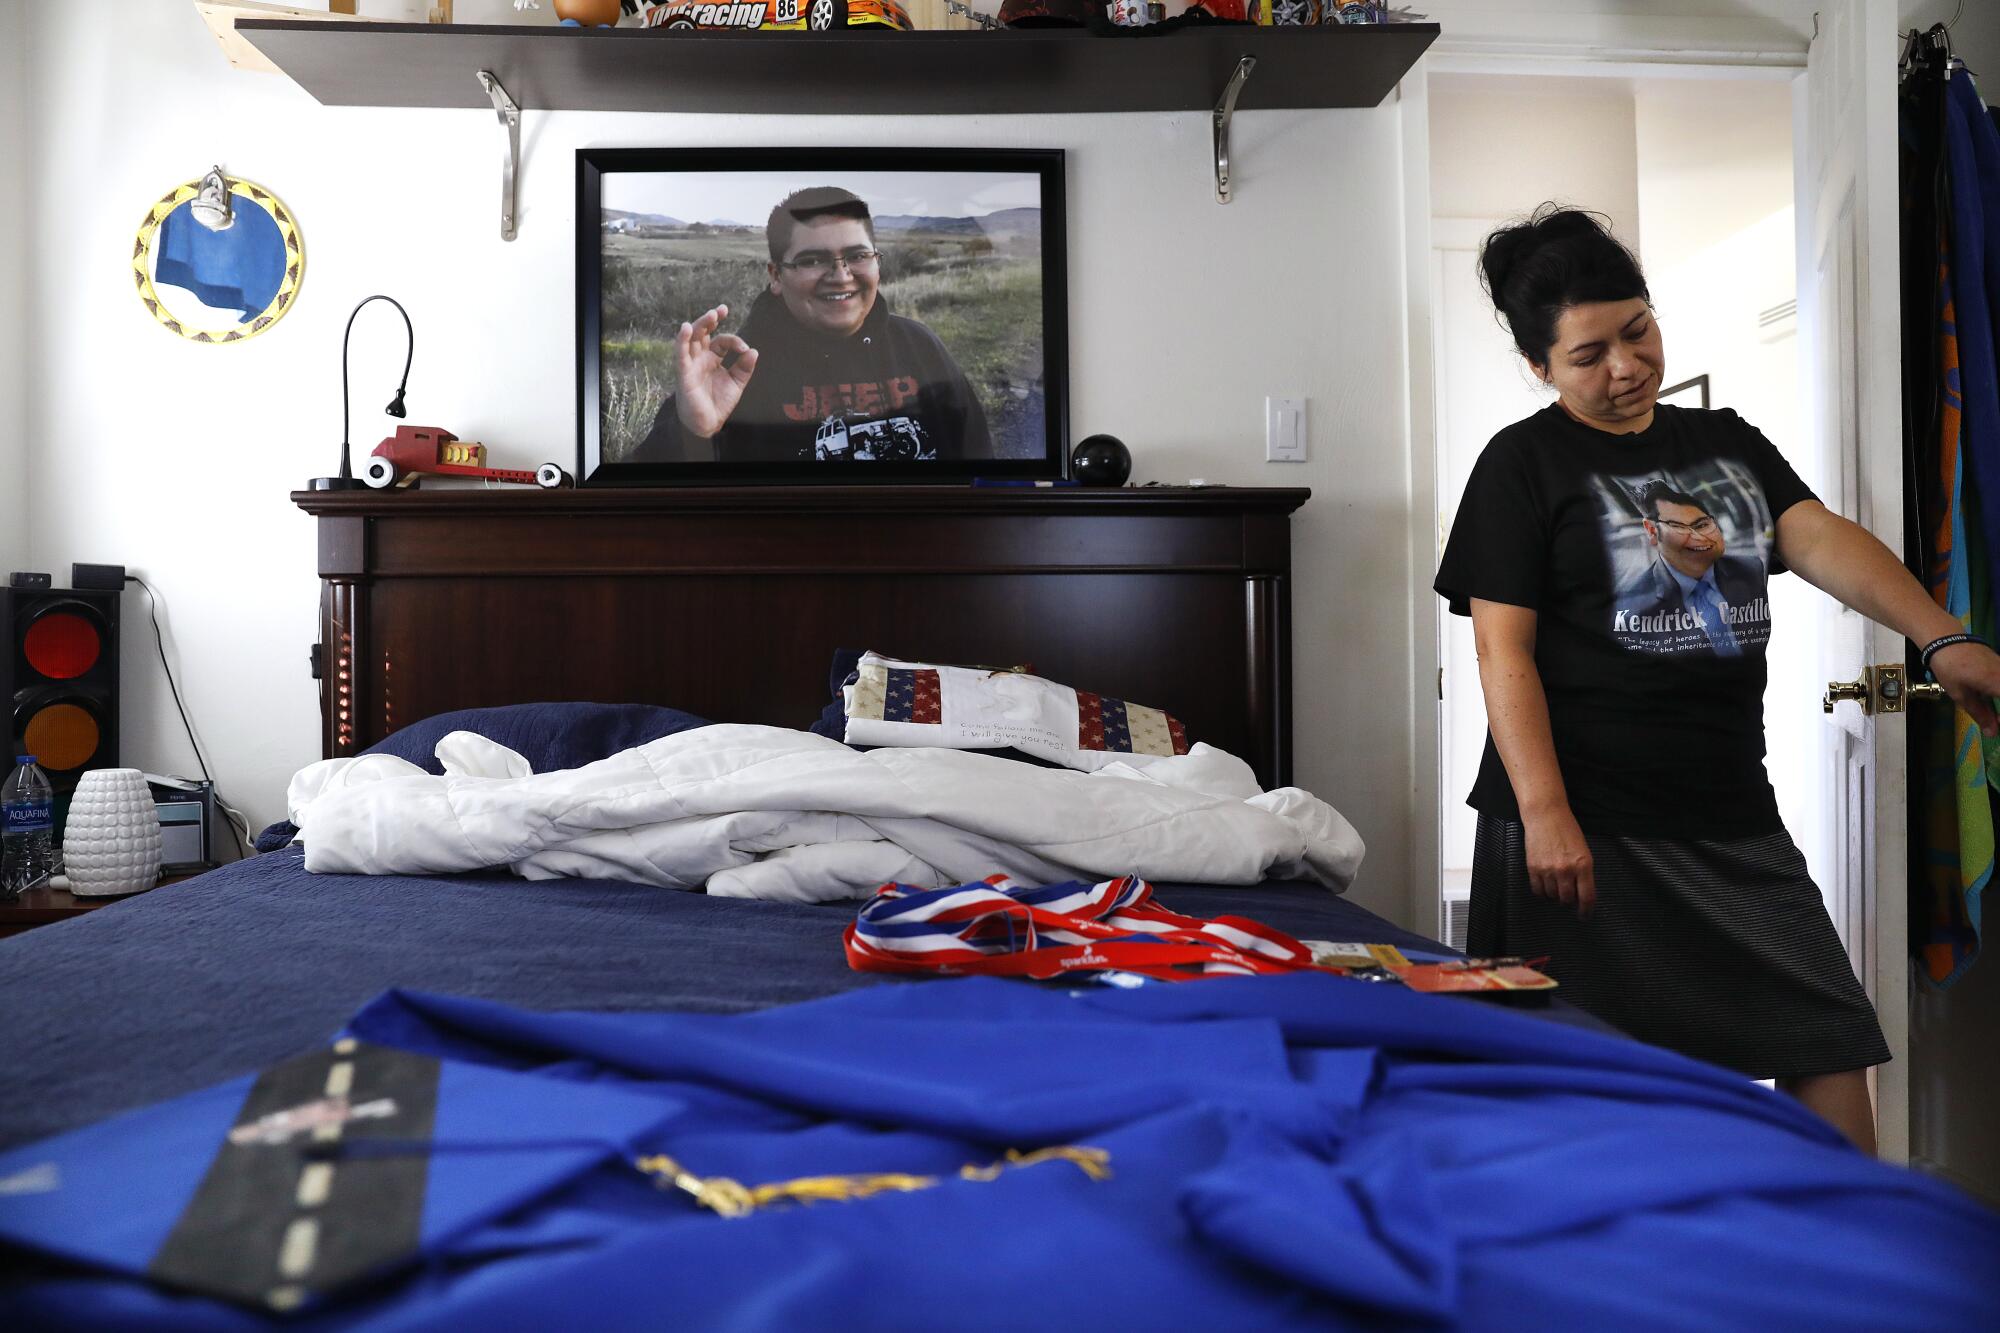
[
  {"xmin": 361, "ymin": 426, "xmax": 571, "ymax": 490},
  {"xmin": 637, "ymin": 0, "xmax": 911, "ymax": 31}
]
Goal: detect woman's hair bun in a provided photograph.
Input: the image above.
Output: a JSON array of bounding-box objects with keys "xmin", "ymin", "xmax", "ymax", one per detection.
[
  {"xmin": 1526, "ymin": 206, "xmax": 1601, "ymax": 239},
  {"xmin": 1477, "ymin": 204, "xmax": 1649, "ymax": 365},
  {"xmin": 1477, "ymin": 226, "xmax": 1529, "ymax": 301}
]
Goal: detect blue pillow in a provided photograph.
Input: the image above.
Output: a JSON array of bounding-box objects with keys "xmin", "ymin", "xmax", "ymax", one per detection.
[
  {"xmin": 253, "ymin": 702, "xmax": 711, "ymax": 851},
  {"xmin": 807, "ymin": 648, "xmax": 870, "ymax": 744},
  {"xmin": 361, "ymin": 701, "xmax": 712, "ymax": 776}
]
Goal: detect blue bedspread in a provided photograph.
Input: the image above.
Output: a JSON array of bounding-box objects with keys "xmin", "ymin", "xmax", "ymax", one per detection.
[
  {"xmin": 2, "ymin": 976, "xmax": 1995, "ymax": 1330},
  {"xmin": 0, "ymin": 849, "xmax": 1504, "ymax": 1153}
]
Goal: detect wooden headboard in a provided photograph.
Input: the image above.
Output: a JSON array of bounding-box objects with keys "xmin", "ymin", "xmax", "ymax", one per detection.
[{"xmin": 293, "ymin": 486, "xmax": 1309, "ymax": 788}]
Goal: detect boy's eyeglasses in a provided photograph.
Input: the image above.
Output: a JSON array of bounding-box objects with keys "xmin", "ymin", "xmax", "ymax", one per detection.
[
  {"xmin": 1652, "ymin": 516, "xmax": 1719, "ymax": 536},
  {"xmin": 779, "ymin": 248, "xmax": 882, "ymax": 276}
]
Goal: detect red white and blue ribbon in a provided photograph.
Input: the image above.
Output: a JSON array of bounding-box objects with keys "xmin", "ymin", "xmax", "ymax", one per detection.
[{"xmin": 844, "ymin": 874, "xmax": 1318, "ymax": 982}]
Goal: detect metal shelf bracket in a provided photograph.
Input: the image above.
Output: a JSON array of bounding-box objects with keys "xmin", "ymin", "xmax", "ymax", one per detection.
[
  {"xmin": 1213, "ymin": 55, "xmax": 1256, "ymax": 205},
  {"xmin": 477, "ymin": 69, "xmax": 521, "ymax": 241}
]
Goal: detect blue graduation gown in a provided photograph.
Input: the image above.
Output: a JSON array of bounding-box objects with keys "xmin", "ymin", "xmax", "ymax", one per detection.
[{"xmin": 2, "ymin": 975, "xmax": 1995, "ymax": 1330}]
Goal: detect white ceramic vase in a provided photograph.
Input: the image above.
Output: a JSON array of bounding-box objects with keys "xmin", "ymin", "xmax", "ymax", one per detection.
[{"xmin": 63, "ymin": 768, "xmax": 162, "ymax": 898}]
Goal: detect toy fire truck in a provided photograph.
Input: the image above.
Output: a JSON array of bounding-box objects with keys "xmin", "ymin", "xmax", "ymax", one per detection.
[{"xmin": 360, "ymin": 426, "xmax": 571, "ymax": 489}]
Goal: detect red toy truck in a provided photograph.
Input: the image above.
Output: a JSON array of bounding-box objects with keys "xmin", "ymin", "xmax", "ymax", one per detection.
[{"xmin": 361, "ymin": 426, "xmax": 570, "ymax": 489}]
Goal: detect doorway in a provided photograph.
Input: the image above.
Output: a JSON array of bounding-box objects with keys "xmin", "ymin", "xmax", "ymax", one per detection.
[{"xmin": 1426, "ymin": 72, "xmax": 1819, "ymax": 949}]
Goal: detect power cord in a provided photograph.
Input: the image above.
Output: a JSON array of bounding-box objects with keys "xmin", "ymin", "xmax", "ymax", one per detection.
[{"xmin": 126, "ymin": 575, "xmax": 251, "ymax": 860}]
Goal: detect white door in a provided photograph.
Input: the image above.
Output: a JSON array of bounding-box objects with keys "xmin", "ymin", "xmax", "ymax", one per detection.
[
  {"xmin": 1795, "ymin": 0, "xmax": 1908, "ymax": 1161},
  {"xmin": 1431, "ymin": 219, "xmax": 1552, "ymax": 910}
]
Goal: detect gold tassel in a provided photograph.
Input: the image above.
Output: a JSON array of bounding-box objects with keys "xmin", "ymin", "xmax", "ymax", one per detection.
[
  {"xmin": 959, "ymin": 1146, "xmax": 1113, "ymax": 1182},
  {"xmin": 636, "ymin": 1145, "xmax": 1111, "ymax": 1218},
  {"xmin": 634, "ymin": 1154, "xmax": 757, "ymax": 1218},
  {"xmin": 750, "ymin": 1173, "xmax": 939, "ymax": 1207}
]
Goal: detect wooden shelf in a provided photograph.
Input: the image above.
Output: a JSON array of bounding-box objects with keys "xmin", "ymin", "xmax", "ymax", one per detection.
[
  {"xmin": 293, "ymin": 483, "xmax": 1311, "ymax": 519},
  {"xmin": 237, "ymin": 21, "xmax": 1437, "ymax": 115}
]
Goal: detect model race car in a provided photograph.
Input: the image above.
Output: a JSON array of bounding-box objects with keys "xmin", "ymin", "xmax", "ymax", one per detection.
[
  {"xmin": 637, "ymin": 0, "xmax": 911, "ymax": 30},
  {"xmin": 361, "ymin": 426, "xmax": 571, "ymax": 489}
]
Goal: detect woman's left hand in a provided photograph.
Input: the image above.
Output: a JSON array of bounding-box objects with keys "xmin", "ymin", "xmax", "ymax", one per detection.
[
  {"xmin": 1925, "ymin": 641, "xmax": 2000, "ymax": 737},
  {"xmin": 1777, "ymin": 504, "xmax": 2000, "ymax": 739}
]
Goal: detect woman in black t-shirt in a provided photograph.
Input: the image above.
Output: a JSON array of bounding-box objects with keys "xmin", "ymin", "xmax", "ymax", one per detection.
[{"xmin": 1434, "ymin": 205, "xmax": 2000, "ymax": 1155}]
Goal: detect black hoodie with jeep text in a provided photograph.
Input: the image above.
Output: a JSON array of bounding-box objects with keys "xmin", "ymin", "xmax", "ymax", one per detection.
[{"xmin": 630, "ymin": 290, "xmax": 992, "ymax": 465}]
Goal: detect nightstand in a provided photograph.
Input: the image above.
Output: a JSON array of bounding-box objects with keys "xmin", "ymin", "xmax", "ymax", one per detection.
[{"xmin": 0, "ymin": 875, "xmax": 196, "ymax": 939}]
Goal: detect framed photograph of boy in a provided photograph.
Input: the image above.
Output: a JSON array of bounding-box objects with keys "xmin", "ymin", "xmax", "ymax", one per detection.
[{"xmin": 576, "ymin": 147, "xmax": 1070, "ymax": 485}]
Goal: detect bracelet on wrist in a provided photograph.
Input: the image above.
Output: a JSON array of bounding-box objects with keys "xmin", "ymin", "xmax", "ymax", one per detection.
[{"xmin": 1920, "ymin": 632, "xmax": 1987, "ymax": 676}]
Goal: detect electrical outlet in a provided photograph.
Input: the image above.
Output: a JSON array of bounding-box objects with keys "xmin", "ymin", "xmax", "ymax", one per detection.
[{"xmin": 1265, "ymin": 396, "xmax": 1307, "ymax": 462}]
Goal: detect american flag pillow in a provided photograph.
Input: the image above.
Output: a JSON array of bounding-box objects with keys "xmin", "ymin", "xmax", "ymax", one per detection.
[
  {"xmin": 1074, "ymin": 691, "xmax": 1190, "ymax": 758},
  {"xmin": 845, "ymin": 663, "xmax": 944, "ymax": 726},
  {"xmin": 841, "ymin": 652, "xmax": 1194, "ymax": 772}
]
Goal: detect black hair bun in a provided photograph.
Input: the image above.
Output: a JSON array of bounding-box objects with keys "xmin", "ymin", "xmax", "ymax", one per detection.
[
  {"xmin": 1481, "ymin": 205, "xmax": 1604, "ymax": 302},
  {"xmin": 1477, "ymin": 225, "xmax": 1530, "ymax": 303},
  {"xmin": 1529, "ymin": 206, "xmax": 1603, "ymax": 239},
  {"xmin": 1477, "ymin": 203, "xmax": 1647, "ymax": 364}
]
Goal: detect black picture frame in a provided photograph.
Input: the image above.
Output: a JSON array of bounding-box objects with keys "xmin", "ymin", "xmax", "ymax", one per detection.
[
  {"xmin": 1658, "ymin": 374, "xmax": 1710, "ymax": 409},
  {"xmin": 576, "ymin": 147, "xmax": 1069, "ymax": 486}
]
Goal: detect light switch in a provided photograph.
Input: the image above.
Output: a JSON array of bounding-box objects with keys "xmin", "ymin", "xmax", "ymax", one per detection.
[{"xmin": 1265, "ymin": 396, "xmax": 1307, "ymax": 462}]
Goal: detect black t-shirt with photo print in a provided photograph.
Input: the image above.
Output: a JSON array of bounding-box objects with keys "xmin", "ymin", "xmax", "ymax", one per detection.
[{"xmin": 1434, "ymin": 403, "xmax": 1818, "ymax": 838}]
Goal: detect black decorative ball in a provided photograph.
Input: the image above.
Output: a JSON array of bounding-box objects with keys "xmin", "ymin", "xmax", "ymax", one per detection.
[{"xmin": 1070, "ymin": 434, "xmax": 1132, "ymax": 487}]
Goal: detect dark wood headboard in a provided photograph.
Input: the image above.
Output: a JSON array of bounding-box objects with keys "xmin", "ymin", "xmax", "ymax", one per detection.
[{"xmin": 293, "ymin": 486, "xmax": 1309, "ymax": 788}]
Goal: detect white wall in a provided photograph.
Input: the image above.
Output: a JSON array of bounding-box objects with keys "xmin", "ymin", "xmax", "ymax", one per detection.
[
  {"xmin": 1632, "ymin": 79, "xmax": 1793, "ymax": 275},
  {"xmin": 16, "ymin": 3, "xmax": 1421, "ymax": 920},
  {"xmin": 1429, "ymin": 74, "xmax": 1641, "ymax": 243},
  {"xmin": 0, "ymin": 1, "xmax": 27, "ymax": 576}
]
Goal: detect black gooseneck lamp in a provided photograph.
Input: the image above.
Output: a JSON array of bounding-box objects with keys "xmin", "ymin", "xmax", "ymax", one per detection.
[{"xmin": 310, "ymin": 294, "xmax": 414, "ymax": 491}]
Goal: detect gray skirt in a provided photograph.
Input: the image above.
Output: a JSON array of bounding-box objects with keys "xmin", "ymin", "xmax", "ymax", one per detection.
[{"xmin": 1469, "ymin": 815, "xmax": 1890, "ymax": 1080}]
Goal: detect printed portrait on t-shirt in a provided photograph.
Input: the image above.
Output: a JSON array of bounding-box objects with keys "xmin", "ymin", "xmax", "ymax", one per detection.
[{"xmin": 1591, "ymin": 459, "xmax": 1776, "ymax": 657}]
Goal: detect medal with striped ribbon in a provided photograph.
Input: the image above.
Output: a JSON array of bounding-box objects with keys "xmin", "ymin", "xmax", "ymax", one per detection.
[{"xmin": 844, "ymin": 874, "xmax": 1322, "ymax": 982}]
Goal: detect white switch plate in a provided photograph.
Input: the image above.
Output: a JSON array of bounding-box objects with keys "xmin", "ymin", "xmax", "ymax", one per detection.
[{"xmin": 1265, "ymin": 396, "xmax": 1307, "ymax": 462}]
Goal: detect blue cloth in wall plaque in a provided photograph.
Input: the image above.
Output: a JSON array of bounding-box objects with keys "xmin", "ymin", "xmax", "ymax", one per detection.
[{"xmin": 154, "ymin": 199, "xmax": 286, "ymax": 323}]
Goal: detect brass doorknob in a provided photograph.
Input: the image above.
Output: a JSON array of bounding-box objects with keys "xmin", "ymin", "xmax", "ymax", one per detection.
[
  {"xmin": 1824, "ymin": 664, "xmax": 1950, "ymax": 715},
  {"xmin": 1878, "ymin": 672, "xmax": 1947, "ymax": 709},
  {"xmin": 1823, "ymin": 677, "xmax": 1870, "ymax": 713}
]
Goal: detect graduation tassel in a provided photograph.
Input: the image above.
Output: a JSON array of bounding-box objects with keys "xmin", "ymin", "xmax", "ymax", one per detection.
[
  {"xmin": 635, "ymin": 1145, "xmax": 1112, "ymax": 1217},
  {"xmin": 958, "ymin": 1145, "xmax": 1113, "ymax": 1182},
  {"xmin": 635, "ymin": 1155, "xmax": 761, "ymax": 1217}
]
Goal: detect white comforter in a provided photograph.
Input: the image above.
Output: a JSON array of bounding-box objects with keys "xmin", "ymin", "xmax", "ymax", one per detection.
[{"xmin": 288, "ymin": 725, "xmax": 1365, "ymax": 904}]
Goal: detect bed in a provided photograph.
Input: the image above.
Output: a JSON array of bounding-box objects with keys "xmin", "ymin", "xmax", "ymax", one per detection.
[{"xmin": 0, "ymin": 486, "xmax": 1994, "ymax": 1330}]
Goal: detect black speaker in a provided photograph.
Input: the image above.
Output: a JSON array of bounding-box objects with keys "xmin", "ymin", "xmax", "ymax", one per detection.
[{"xmin": 3, "ymin": 587, "xmax": 121, "ymax": 832}]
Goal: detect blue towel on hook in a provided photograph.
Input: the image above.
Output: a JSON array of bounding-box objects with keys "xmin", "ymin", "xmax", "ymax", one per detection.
[
  {"xmin": 154, "ymin": 197, "xmax": 286, "ymax": 323},
  {"xmin": 1944, "ymin": 70, "xmax": 2000, "ymax": 618}
]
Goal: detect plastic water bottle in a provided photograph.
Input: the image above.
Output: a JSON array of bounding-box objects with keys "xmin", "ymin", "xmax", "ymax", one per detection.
[{"xmin": 2, "ymin": 756, "xmax": 55, "ymax": 897}]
